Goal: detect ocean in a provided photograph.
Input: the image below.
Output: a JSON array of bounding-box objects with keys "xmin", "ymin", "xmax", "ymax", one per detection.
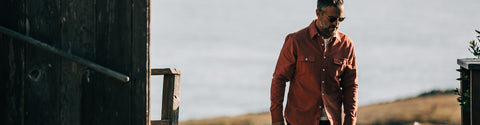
[{"xmin": 150, "ymin": 0, "xmax": 480, "ymax": 121}]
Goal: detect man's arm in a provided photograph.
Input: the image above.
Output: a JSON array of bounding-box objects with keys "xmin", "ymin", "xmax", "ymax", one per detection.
[
  {"xmin": 341, "ymin": 44, "xmax": 358, "ymax": 125},
  {"xmin": 270, "ymin": 34, "xmax": 296, "ymax": 123}
]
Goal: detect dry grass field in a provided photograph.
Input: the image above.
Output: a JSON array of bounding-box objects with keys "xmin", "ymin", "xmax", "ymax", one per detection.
[
  {"xmin": 180, "ymin": 94, "xmax": 461, "ymax": 125},
  {"xmin": 357, "ymin": 94, "xmax": 460, "ymax": 125}
]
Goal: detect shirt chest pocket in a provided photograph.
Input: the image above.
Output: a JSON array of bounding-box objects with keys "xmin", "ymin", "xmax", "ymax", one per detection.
[
  {"xmin": 332, "ymin": 57, "xmax": 347, "ymax": 74},
  {"xmin": 296, "ymin": 56, "xmax": 317, "ymax": 75}
]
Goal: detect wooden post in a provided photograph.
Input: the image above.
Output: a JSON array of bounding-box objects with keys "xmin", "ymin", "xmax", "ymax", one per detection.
[
  {"xmin": 471, "ymin": 70, "xmax": 480, "ymax": 125},
  {"xmin": 151, "ymin": 68, "xmax": 181, "ymax": 125},
  {"xmin": 457, "ymin": 58, "xmax": 480, "ymax": 125},
  {"xmin": 459, "ymin": 67, "xmax": 471, "ymax": 125}
]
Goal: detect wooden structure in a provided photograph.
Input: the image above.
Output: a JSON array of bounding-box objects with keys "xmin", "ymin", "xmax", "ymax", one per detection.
[
  {"xmin": 457, "ymin": 58, "xmax": 480, "ymax": 125},
  {"xmin": 151, "ymin": 68, "xmax": 181, "ymax": 125},
  {"xmin": 0, "ymin": 0, "xmax": 184, "ymax": 125}
]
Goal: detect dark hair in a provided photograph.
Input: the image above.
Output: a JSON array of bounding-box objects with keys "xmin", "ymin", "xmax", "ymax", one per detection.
[{"xmin": 317, "ymin": 0, "xmax": 344, "ymax": 11}]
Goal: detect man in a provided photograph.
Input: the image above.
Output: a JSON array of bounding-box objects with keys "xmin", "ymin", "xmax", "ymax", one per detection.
[{"xmin": 270, "ymin": 0, "xmax": 358, "ymax": 125}]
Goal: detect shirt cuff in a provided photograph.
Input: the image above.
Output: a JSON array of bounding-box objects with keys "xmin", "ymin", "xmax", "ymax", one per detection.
[{"xmin": 270, "ymin": 110, "xmax": 284, "ymax": 123}]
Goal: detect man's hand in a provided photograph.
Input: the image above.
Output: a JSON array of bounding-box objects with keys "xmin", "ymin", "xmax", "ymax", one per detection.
[{"xmin": 272, "ymin": 122, "xmax": 285, "ymax": 125}]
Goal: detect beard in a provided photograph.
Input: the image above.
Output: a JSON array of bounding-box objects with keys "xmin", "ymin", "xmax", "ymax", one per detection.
[
  {"xmin": 322, "ymin": 26, "xmax": 337, "ymax": 36},
  {"xmin": 318, "ymin": 20, "xmax": 337, "ymax": 37}
]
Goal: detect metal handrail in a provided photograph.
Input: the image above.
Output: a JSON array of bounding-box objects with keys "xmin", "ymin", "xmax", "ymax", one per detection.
[{"xmin": 0, "ymin": 26, "xmax": 130, "ymax": 82}]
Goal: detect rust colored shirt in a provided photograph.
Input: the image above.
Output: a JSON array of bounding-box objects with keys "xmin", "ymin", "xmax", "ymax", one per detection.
[{"xmin": 270, "ymin": 19, "xmax": 358, "ymax": 125}]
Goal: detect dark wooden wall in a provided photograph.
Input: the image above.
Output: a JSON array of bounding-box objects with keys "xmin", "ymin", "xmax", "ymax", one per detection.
[{"xmin": 0, "ymin": 0, "xmax": 150, "ymax": 124}]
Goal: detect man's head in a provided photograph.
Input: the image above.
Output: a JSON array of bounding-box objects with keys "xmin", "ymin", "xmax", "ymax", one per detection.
[{"xmin": 315, "ymin": 0, "xmax": 344, "ymax": 38}]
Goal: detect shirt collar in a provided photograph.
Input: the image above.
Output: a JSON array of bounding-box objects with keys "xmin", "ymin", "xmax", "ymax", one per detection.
[{"xmin": 308, "ymin": 19, "xmax": 320, "ymax": 39}]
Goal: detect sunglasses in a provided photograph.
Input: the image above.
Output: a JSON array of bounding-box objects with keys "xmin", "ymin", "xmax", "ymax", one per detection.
[{"xmin": 328, "ymin": 16, "xmax": 345, "ymax": 22}]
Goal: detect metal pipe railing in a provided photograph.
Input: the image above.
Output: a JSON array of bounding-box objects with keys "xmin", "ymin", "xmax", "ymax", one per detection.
[{"xmin": 0, "ymin": 26, "xmax": 130, "ymax": 82}]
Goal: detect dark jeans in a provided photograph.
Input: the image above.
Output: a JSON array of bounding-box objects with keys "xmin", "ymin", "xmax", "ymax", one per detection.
[{"xmin": 286, "ymin": 120, "xmax": 330, "ymax": 125}]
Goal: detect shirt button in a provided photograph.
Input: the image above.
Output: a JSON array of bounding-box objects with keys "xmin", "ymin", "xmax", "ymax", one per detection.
[
  {"xmin": 319, "ymin": 105, "xmax": 322, "ymax": 109},
  {"xmin": 322, "ymin": 69, "xmax": 325, "ymax": 71},
  {"xmin": 322, "ymin": 93, "xmax": 325, "ymax": 96},
  {"xmin": 323, "ymin": 56, "xmax": 326, "ymax": 59},
  {"xmin": 322, "ymin": 81, "xmax": 325, "ymax": 83},
  {"xmin": 321, "ymin": 44, "xmax": 324, "ymax": 46},
  {"xmin": 305, "ymin": 58, "xmax": 308, "ymax": 61}
]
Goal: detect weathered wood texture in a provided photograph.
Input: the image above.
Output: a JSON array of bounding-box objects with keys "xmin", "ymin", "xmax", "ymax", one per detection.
[
  {"xmin": 458, "ymin": 58, "xmax": 480, "ymax": 125},
  {"xmin": 459, "ymin": 67, "xmax": 470, "ymax": 125},
  {"xmin": 151, "ymin": 68, "xmax": 181, "ymax": 75},
  {"xmin": 471, "ymin": 70, "xmax": 480, "ymax": 125},
  {"xmin": 0, "ymin": 32, "xmax": 26, "ymax": 125},
  {"xmin": 162, "ymin": 74, "xmax": 181, "ymax": 125},
  {"xmin": 151, "ymin": 120, "xmax": 170, "ymax": 125},
  {"xmin": 458, "ymin": 58, "xmax": 480, "ymax": 70},
  {"xmin": 0, "ymin": 0, "xmax": 150, "ymax": 125},
  {"xmin": 0, "ymin": 0, "xmax": 27, "ymax": 125},
  {"xmin": 151, "ymin": 68, "xmax": 181, "ymax": 125}
]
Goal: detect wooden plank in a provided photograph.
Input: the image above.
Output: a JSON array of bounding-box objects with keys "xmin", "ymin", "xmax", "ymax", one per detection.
[
  {"xmin": 471, "ymin": 70, "xmax": 480, "ymax": 125},
  {"xmin": 162, "ymin": 74, "xmax": 181, "ymax": 125},
  {"xmin": 58, "ymin": 0, "xmax": 96, "ymax": 124},
  {"xmin": 24, "ymin": 45, "xmax": 61, "ymax": 125},
  {"xmin": 81, "ymin": 69, "xmax": 96, "ymax": 125},
  {"xmin": 1, "ymin": 34, "xmax": 26, "ymax": 125},
  {"xmin": 94, "ymin": 0, "xmax": 132, "ymax": 124},
  {"xmin": 151, "ymin": 120, "xmax": 171, "ymax": 125},
  {"xmin": 458, "ymin": 58, "xmax": 480, "ymax": 70},
  {"xmin": 0, "ymin": 33, "xmax": 6, "ymax": 125},
  {"xmin": 152, "ymin": 68, "xmax": 181, "ymax": 75},
  {"xmin": 131, "ymin": 0, "xmax": 150, "ymax": 124},
  {"xmin": 86, "ymin": 0, "xmax": 107, "ymax": 122},
  {"xmin": 23, "ymin": 0, "xmax": 62, "ymax": 124},
  {"xmin": 460, "ymin": 67, "xmax": 471, "ymax": 125},
  {"xmin": 0, "ymin": 0, "xmax": 27, "ymax": 124}
]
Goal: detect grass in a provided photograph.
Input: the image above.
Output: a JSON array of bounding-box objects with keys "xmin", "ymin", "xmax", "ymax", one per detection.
[
  {"xmin": 180, "ymin": 91, "xmax": 461, "ymax": 125},
  {"xmin": 180, "ymin": 112, "xmax": 271, "ymax": 125},
  {"xmin": 357, "ymin": 94, "xmax": 460, "ymax": 125}
]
